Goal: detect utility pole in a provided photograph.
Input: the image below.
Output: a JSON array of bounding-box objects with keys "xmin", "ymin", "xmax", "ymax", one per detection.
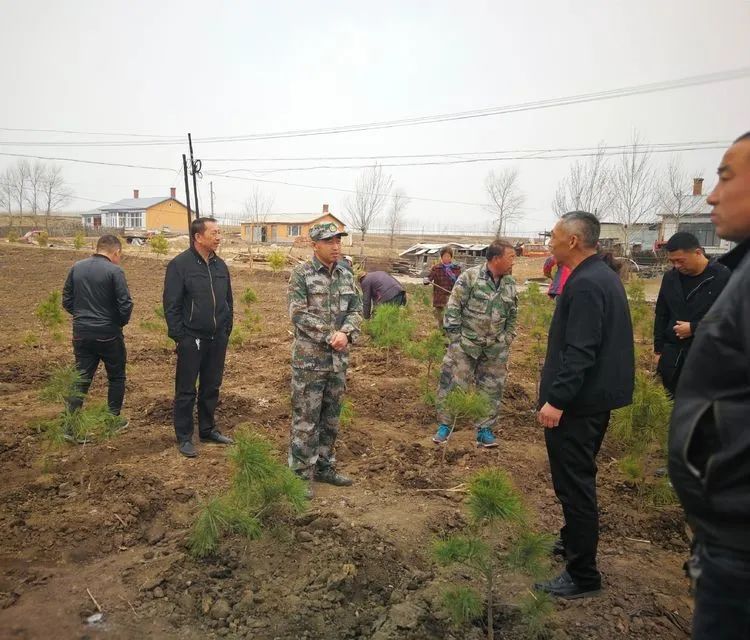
[
  {"xmin": 182, "ymin": 154, "xmax": 192, "ymax": 234},
  {"xmin": 188, "ymin": 133, "xmax": 200, "ymax": 218},
  {"xmin": 210, "ymin": 181, "xmax": 214, "ymax": 217}
]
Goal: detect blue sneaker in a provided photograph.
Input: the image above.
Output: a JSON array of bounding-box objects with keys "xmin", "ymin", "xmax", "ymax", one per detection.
[
  {"xmin": 432, "ymin": 424, "xmax": 452, "ymax": 444},
  {"xmin": 476, "ymin": 427, "xmax": 498, "ymax": 448}
]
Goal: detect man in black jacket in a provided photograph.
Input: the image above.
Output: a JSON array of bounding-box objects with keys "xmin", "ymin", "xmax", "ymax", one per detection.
[
  {"xmin": 668, "ymin": 132, "xmax": 750, "ymax": 639},
  {"xmin": 534, "ymin": 211, "xmax": 635, "ymax": 599},
  {"xmin": 62, "ymin": 234, "xmax": 132, "ymax": 426},
  {"xmin": 163, "ymin": 217, "xmax": 234, "ymax": 457},
  {"xmin": 654, "ymin": 232, "xmax": 729, "ymax": 395}
]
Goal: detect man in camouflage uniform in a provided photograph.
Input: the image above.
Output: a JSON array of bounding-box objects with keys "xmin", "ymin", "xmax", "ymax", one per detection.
[
  {"xmin": 433, "ymin": 239, "xmax": 518, "ymax": 448},
  {"xmin": 288, "ymin": 222, "xmax": 362, "ymax": 496}
]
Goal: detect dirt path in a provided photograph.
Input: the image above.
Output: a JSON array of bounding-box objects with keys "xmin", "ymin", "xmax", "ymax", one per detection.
[{"xmin": 0, "ymin": 243, "xmax": 691, "ymax": 639}]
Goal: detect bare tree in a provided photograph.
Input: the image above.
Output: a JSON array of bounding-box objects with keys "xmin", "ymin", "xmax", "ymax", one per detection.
[
  {"xmin": 484, "ymin": 167, "xmax": 525, "ymax": 237},
  {"xmin": 25, "ymin": 161, "xmax": 46, "ymax": 215},
  {"xmin": 611, "ymin": 132, "xmax": 660, "ymax": 254},
  {"xmin": 40, "ymin": 164, "xmax": 73, "ymax": 230},
  {"xmin": 659, "ymin": 156, "xmax": 702, "ymax": 233},
  {"xmin": 346, "ymin": 163, "xmax": 393, "ymax": 251},
  {"xmin": 242, "ymin": 185, "xmax": 275, "ymax": 245},
  {"xmin": 386, "ymin": 189, "xmax": 409, "ymax": 248},
  {"xmin": 552, "ymin": 143, "xmax": 613, "ymax": 217},
  {"xmin": 0, "ymin": 168, "xmax": 13, "ymax": 227},
  {"xmin": 9, "ymin": 159, "xmax": 30, "ymax": 217}
]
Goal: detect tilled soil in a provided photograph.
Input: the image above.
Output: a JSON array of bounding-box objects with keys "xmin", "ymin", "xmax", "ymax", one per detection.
[{"xmin": 0, "ymin": 243, "xmax": 692, "ymax": 639}]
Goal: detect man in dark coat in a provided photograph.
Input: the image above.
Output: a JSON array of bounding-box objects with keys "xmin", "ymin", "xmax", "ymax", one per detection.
[
  {"xmin": 62, "ymin": 234, "xmax": 133, "ymax": 429},
  {"xmin": 535, "ymin": 211, "xmax": 635, "ymax": 599},
  {"xmin": 668, "ymin": 132, "xmax": 750, "ymax": 640},
  {"xmin": 653, "ymin": 232, "xmax": 729, "ymax": 395},
  {"xmin": 163, "ymin": 217, "xmax": 234, "ymax": 458}
]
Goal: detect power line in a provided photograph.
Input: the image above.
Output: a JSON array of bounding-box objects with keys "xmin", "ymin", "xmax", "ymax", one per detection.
[
  {"xmin": 202, "ymin": 140, "xmax": 731, "ymax": 163},
  {"xmin": 1, "ymin": 68, "xmax": 747, "ymax": 147},
  {"xmin": 0, "ymin": 127, "xmax": 178, "ymax": 139},
  {"xmin": 209, "ymin": 143, "xmax": 728, "ymax": 174}
]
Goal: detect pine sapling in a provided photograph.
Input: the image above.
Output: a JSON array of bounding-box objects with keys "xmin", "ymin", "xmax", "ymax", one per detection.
[{"xmin": 439, "ymin": 387, "xmax": 491, "ymax": 462}]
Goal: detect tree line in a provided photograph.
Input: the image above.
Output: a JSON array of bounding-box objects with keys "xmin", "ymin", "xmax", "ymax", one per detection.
[{"xmin": 1, "ymin": 159, "xmax": 74, "ymax": 228}]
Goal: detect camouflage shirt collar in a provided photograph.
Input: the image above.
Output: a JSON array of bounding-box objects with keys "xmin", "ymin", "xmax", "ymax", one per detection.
[{"xmin": 311, "ymin": 254, "xmax": 341, "ymax": 275}]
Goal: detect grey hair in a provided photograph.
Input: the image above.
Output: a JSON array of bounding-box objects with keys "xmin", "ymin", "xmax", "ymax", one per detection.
[{"xmin": 561, "ymin": 211, "xmax": 600, "ymax": 249}]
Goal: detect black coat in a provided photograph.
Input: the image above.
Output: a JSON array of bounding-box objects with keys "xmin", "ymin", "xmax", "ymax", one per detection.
[
  {"xmin": 163, "ymin": 247, "xmax": 233, "ymax": 341},
  {"xmin": 539, "ymin": 254, "xmax": 634, "ymax": 415},
  {"xmin": 653, "ymin": 261, "xmax": 730, "ymax": 388},
  {"xmin": 668, "ymin": 239, "xmax": 750, "ymax": 552},
  {"xmin": 62, "ymin": 254, "xmax": 133, "ymax": 337}
]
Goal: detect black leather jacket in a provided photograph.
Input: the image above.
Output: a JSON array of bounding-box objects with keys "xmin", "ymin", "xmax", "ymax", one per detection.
[
  {"xmin": 668, "ymin": 239, "xmax": 750, "ymax": 552},
  {"xmin": 163, "ymin": 247, "xmax": 233, "ymax": 341},
  {"xmin": 62, "ymin": 254, "xmax": 133, "ymax": 337}
]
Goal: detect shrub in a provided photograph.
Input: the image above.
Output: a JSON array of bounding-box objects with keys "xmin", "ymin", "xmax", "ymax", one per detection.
[
  {"xmin": 73, "ymin": 231, "xmax": 86, "ymax": 250},
  {"xmin": 37, "ymin": 231, "xmax": 49, "ymax": 247},
  {"xmin": 7, "ymin": 229, "xmax": 19, "ymax": 243},
  {"xmin": 149, "ymin": 233, "xmax": 169, "ymax": 255}
]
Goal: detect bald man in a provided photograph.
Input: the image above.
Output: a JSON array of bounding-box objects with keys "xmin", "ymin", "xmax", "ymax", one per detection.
[{"xmin": 668, "ymin": 132, "xmax": 750, "ymax": 640}]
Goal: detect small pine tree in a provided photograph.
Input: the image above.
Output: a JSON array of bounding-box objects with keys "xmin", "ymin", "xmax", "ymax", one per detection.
[
  {"xmin": 149, "ymin": 233, "xmax": 169, "ymax": 255},
  {"xmin": 7, "ymin": 229, "xmax": 19, "ymax": 243},
  {"xmin": 432, "ymin": 468, "xmax": 552, "ymax": 640},
  {"xmin": 365, "ymin": 304, "xmax": 415, "ymax": 365},
  {"xmin": 228, "ymin": 327, "xmax": 246, "ymax": 348},
  {"xmin": 406, "ymin": 330, "xmax": 446, "ymax": 378},
  {"xmin": 438, "ymin": 387, "xmax": 491, "ymax": 460},
  {"xmin": 35, "ymin": 291, "xmax": 64, "ymax": 332},
  {"xmin": 241, "ymin": 287, "xmax": 258, "ymax": 304},
  {"xmin": 339, "ymin": 398, "xmax": 355, "ymax": 428},
  {"xmin": 73, "ymin": 231, "xmax": 86, "ymax": 250},
  {"xmin": 37, "ymin": 231, "xmax": 49, "ymax": 247},
  {"xmin": 188, "ymin": 427, "xmax": 308, "ymax": 558},
  {"xmin": 611, "ymin": 372, "xmax": 672, "ymax": 453},
  {"xmin": 267, "ymin": 250, "xmax": 286, "ymax": 274}
]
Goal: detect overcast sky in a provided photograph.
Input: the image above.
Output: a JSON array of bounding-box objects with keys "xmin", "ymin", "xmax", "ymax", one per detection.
[{"xmin": 1, "ymin": 0, "xmax": 748, "ymax": 236}]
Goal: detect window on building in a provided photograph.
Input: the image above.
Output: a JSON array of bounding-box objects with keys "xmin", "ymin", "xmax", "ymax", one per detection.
[
  {"xmin": 125, "ymin": 211, "xmax": 143, "ymax": 228},
  {"xmin": 678, "ymin": 222, "xmax": 717, "ymax": 247},
  {"xmin": 288, "ymin": 224, "xmax": 301, "ymax": 237}
]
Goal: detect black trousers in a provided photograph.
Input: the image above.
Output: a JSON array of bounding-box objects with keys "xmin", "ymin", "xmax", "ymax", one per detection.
[
  {"xmin": 544, "ymin": 410, "xmax": 610, "ymax": 588},
  {"xmin": 382, "ymin": 291, "xmax": 407, "ymax": 306},
  {"xmin": 174, "ymin": 334, "xmax": 228, "ymax": 443},
  {"xmin": 68, "ymin": 334, "xmax": 127, "ymax": 415}
]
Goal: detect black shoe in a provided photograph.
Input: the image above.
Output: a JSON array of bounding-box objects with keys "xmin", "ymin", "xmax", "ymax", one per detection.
[
  {"xmin": 314, "ymin": 468, "xmax": 353, "ymax": 487},
  {"xmin": 178, "ymin": 441, "xmax": 198, "ymax": 458},
  {"xmin": 552, "ymin": 538, "xmax": 566, "ymax": 558},
  {"xmin": 534, "ymin": 571, "xmax": 601, "ymax": 599},
  {"xmin": 199, "ymin": 430, "xmax": 234, "ymax": 445}
]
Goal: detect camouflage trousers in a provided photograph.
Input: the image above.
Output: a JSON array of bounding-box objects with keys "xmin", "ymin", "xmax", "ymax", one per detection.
[
  {"xmin": 436, "ymin": 341, "xmax": 509, "ymax": 431},
  {"xmin": 289, "ymin": 367, "xmax": 346, "ymax": 477}
]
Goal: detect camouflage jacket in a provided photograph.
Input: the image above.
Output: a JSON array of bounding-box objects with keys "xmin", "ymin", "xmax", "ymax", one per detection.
[
  {"xmin": 288, "ymin": 256, "xmax": 362, "ymax": 372},
  {"xmin": 444, "ymin": 263, "xmax": 518, "ymax": 359}
]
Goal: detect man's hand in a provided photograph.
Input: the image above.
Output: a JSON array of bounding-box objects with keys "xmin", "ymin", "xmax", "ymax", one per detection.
[
  {"xmin": 329, "ymin": 331, "xmax": 349, "ymax": 352},
  {"xmin": 537, "ymin": 402, "xmax": 563, "ymax": 428},
  {"xmin": 673, "ymin": 320, "xmax": 692, "ymax": 339}
]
